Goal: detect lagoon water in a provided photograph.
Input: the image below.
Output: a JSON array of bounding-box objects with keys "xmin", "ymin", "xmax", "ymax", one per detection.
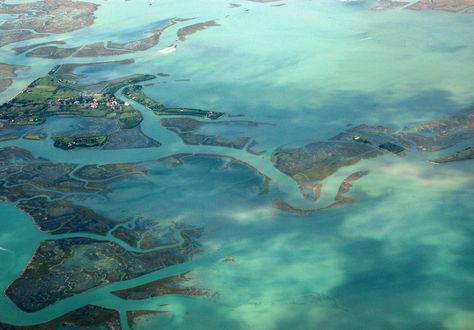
[{"xmin": 0, "ymin": 0, "xmax": 473, "ymax": 329}]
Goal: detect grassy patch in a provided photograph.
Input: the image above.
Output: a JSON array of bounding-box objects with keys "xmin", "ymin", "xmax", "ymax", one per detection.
[
  {"xmin": 53, "ymin": 135, "xmax": 108, "ymax": 150},
  {"xmin": 118, "ymin": 111, "xmax": 142, "ymax": 129}
]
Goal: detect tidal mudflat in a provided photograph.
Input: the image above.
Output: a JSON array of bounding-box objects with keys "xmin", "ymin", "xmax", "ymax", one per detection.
[{"xmin": 0, "ymin": 0, "xmax": 473, "ymax": 329}]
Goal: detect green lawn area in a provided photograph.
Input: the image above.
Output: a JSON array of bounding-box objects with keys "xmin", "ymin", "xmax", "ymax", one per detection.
[
  {"xmin": 54, "ymin": 135, "xmax": 108, "ymax": 150},
  {"xmin": 118, "ymin": 111, "xmax": 142, "ymax": 129}
]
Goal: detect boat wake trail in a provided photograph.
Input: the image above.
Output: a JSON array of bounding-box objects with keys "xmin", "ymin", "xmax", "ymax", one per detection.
[{"xmin": 0, "ymin": 246, "xmax": 13, "ymax": 254}]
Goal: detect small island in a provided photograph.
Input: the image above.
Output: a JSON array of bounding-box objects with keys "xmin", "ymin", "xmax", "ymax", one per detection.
[
  {"xmin": 273, "ymin": 170, "xmax": 370, "ymax": 215},
  {"xmin": 271, "ymin": 123, "xmax": 410, "ymax": 188},
  {"xmin": 400, "ymin": 107, "xmax": 474, "ymax": 151},
  {"xmin": 0, "ymin": 305, "xmax": 121, "ymax": 329},
  {"xmin": 0, "ymin": 72, "xmax": 154, "ymax": 126},
  {"xmin": 53, "ymin": 135, "xmax": 108, "ymax": 150},
  {"xmin": 177, "ymin": 20, "xmax": 220, "ymax": 42},
  {"xmin": 164, "ymin": 117, "xmax": 249, "ymax": 148},
  {"xmin": 407, "ymin": 0, "xmax": 474, "ymax": 13},
  {"xmin": 371, "ymin": 0, "xmax": 474, "ymax": 13},
  {"xmin": 122, "ymin": 84, "xmax": 225, "ymax": 119},
  {"xmin": 112, "ymin": 272, "xmax": 209, "ymax": 300},
  {"xmin": 431, "ymin": 145, "xmax": 474, "ymax": 163}
]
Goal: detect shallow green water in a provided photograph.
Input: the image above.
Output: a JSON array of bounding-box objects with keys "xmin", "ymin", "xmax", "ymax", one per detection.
[{"xmin": 0, "ymin": 0, "xmax": 473, "ymax": 329}]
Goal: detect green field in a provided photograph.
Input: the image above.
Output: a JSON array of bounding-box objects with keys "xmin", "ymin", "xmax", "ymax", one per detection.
[{"xmin": 53, "ymin": 135, "xmax": 108, "ymax": 150}]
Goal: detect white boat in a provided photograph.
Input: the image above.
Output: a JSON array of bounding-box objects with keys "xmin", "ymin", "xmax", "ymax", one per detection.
[{"xmin": 159, "ymin": 44, "xmax": 177, "ymax": 54}]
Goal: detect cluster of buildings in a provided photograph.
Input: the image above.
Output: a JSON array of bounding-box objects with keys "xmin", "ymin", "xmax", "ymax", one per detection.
[
  {"xmin": 51, "ymin": 94, "xmax": 126, "ymax": 111},
  {"xmin": 104, "ymin": 96, "xmax": 122, "ymax": 111}
]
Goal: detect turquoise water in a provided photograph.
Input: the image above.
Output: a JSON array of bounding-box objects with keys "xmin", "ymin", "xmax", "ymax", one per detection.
[{"xmin": 0, "ymin": 1, "xmax": 473, "ymax": 329}]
